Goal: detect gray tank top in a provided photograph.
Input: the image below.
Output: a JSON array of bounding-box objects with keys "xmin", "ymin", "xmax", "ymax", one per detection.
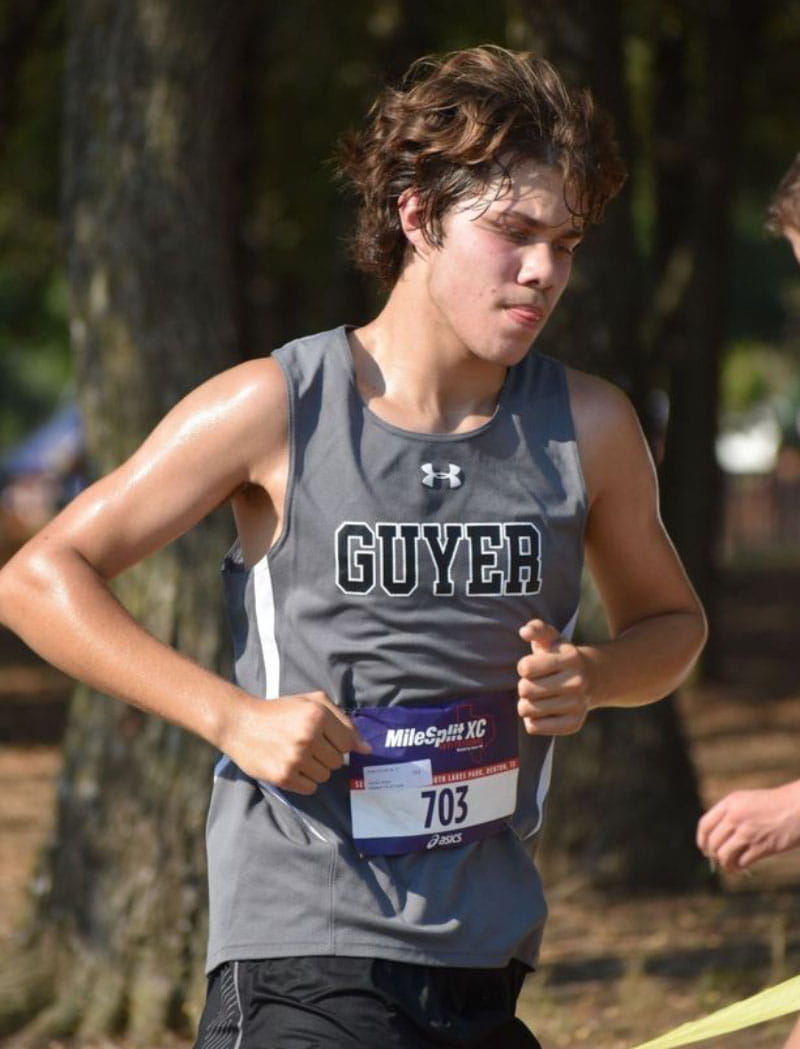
[{"xmin": 206, "ymin": 325, "xmax": 587, "ymax": 973}]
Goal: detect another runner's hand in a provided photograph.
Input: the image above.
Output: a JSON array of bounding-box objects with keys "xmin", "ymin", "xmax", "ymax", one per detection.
[
  {"xmin": 219, "ymin": 690, "xmax": 371, "ymax": 795},
  {"xmin": 516, "ymin": 619, "xmax": 592, "ymax": 736},
  {"xmin": 696, "ymin": 781, "xmax": 800, "ymax": 872}
]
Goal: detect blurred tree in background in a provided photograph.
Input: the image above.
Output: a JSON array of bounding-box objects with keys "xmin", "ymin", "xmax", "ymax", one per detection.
[
  {"xmin": 0, "ymin": 0, "xmax": 798, "ymax": 1042},
  {"xmin": 1, "ymin": 0, "xmax": 247, "ymax": 1041},
  {"xmin": 0, "ymin": 1, "xmax": 68, "ymax": 448}
]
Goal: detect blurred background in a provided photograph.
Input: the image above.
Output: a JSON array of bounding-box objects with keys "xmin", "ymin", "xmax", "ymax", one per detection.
[{"xmin": 0, "ymin": 1, "xmax": 798, "ymax": 1047}]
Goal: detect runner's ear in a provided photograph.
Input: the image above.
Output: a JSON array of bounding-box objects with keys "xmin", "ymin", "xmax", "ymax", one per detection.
[{"xmin": 397, "ymin": 189, "xmax": 429, "ymax": 255}]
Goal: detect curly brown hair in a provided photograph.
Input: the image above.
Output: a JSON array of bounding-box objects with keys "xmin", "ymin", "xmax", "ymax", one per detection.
[
  {"xmin": 766, "ymin": 153, "xmax": 800, "ymax": 235},
  {"xmin": 336, "ymin": 45, "xmax": 627, "ymax": 287}
]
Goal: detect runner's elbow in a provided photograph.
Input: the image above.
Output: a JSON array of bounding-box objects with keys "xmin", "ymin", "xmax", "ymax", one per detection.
[{"xmin": 0, "ymin": 540, "xmax": 67, "ymax": 631}]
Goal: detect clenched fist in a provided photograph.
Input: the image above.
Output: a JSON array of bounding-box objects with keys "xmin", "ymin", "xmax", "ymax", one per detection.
[
  {"xmin": 516, "ymin": 619, "xmax": 593, "ymax": 736},
  {"xmin": 219, "ymin": 690, "xmax": 372, "ymax": 795}
]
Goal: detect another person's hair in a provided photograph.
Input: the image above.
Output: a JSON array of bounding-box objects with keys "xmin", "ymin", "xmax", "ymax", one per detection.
[
  {"xmin": 336, "ymin": 45, "xmax": 627, "ymax": 286},
  {"xmin": 765, "ymin": 153, "xmax": 800, "ymax": 235}
]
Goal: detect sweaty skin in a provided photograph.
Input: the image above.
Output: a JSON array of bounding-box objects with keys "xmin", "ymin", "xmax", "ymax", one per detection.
[{"xmin": 0, "ymin": 161, "xmax": 706, "ymax": 796}]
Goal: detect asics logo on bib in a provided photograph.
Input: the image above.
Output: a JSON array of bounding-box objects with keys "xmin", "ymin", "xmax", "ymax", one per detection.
[
  {"xmin": 335, "ymin": 521, "xmax": 542, "ymax": 597},
  {"xmin": 420, "ymin": 462, "xmax": 462, "ymax": 489},
  {"xmin": 426, "ymin": 832, "xmax": 463, "ymax": 849}
]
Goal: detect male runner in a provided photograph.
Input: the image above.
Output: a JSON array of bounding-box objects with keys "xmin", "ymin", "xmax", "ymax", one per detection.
[
  {"xmin": 0, "ymin": 46, "xmax": 707, "ymax": 1048},
  {"xmin": 697, "ymin": 151, "xmax": 800, "ymax": 1049}
]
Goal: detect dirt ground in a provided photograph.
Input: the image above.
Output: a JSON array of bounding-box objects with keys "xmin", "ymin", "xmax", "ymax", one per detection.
[{"xmin": 0, "ymin": 565, "xmax": 798, "ymax": 1048}]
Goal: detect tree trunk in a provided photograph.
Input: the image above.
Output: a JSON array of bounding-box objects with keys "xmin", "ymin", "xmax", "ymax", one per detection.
[
  {"xmin": 0, "ymin": 1, "xmax": 246, "ymax": 1043},
  {"xmin": 538, "ymin": 700, "xmax": 707, "ymax": 894},
  {"xmin": 659, "ymin": 3, "xmax": 766, "ymax": 676}
]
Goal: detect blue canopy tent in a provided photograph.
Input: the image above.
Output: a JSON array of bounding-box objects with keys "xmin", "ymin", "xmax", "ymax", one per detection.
[
  {"xmin": 0, "ymin": 402, "xmax": 85, "ymax": 525},
  {"xmin": 1, "ymin": 402, "xmax": 83, "ymax": 484}
]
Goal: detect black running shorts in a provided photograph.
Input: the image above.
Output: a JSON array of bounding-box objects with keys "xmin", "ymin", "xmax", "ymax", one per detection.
[{"xmin": 194, "ymin": 956, "xmax": 541, "ymax": 1049}]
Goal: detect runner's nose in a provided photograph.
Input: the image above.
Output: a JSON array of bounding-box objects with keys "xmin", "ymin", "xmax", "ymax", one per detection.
[{"xmin": 518, "ymin": 242, "xmax": 556, "ymax": 288}]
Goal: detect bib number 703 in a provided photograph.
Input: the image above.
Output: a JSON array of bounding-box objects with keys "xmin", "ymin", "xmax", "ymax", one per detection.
[{"xmin": 421, "ymin": 785, "xmax": 469, "ymax": 829}]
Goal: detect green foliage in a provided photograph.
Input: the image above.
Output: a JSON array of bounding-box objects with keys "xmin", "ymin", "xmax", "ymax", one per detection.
[
  {"xmin": 0, "ymin": 0, "xmax": 70, "ymax": 449},
  {"xmin": 720, "ymin": 341, "xmax": 794, "ymax": 416},
  {"xmin": 739, "ymin": 2, "xmax": 800, "ymax": 200}
]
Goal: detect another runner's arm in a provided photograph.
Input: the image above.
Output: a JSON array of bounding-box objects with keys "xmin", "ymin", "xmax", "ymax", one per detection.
[
  {"xmin": 0, "ymin": 359, "xmax": 367, "ymax": 792},
  {"xmin": 697, "ymin": 779, "xmax": 800, "ymax": 871},
  {"xmin": 571, "ymin": 370, "xmax": 707, "ymax": 709}
]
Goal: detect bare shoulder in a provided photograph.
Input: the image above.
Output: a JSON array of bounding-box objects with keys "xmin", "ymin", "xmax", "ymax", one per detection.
[
  {"xmin": 20, "ymin": 356, "xmax": 291, "ymax": 578},
  {"xmin": 142, "ymin": 355, "xmax": 288, "ymax": 484},
  {"xmin": 564, "ymin": 366, "xmax": 654, "ymax": 505},
  {"xmin": 564, "ymin": 365, "xmax": 639, "ymax": 434},
  {"xmin": 177, "ymin": 356, "xmax": 287, "ymax": 435}
]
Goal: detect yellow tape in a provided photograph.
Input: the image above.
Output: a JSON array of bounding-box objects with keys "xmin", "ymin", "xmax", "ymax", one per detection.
[{"xmin": 627, "ymin": 973, "xmax": 800, "ymax": 1049}]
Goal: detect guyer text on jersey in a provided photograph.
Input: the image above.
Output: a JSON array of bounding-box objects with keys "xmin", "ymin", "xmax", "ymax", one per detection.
[{"xmin": 335, "ymin": 521, "xmax": 542, "ymax": 597}]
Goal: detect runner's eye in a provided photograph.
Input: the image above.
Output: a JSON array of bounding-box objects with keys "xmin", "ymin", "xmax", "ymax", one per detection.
[{"xmin": 491, "ymin": 221, "xmax": 529, "ymax": 244}]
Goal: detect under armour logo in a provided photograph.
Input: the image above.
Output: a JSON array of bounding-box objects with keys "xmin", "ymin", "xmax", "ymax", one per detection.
[{"xmin": 420, "ymin": 462, "xmax": 463, "ymax": 489}]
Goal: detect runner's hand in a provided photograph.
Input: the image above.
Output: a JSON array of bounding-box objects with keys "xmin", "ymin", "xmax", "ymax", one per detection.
[
  {"xmin": 219, "ymin": 690, "xmax": 371, "ymax": 795},
  {"xmin": 696, "ymin": 781, "xmax": 800, "ymax": 872},
  {"xmin": 516, "ymin": 619, "xmax": 592, "ymax": 736}
]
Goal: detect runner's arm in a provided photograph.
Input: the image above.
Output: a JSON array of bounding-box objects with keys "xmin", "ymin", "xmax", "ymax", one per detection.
[
  {"xmin": 576, "ymin": 374, "xmax": 706, "ymax": 707},
  {"xmin": 0, "ymin": 359, "xmax": 368, "ymax": 791},
  {"xmin": 517, "ymin": 372, "xmax": 706, "ymax": 735}
]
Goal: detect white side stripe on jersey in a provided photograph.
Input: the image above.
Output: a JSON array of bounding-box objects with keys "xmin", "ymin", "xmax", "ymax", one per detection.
[{"xmin": 253, "ymin": 557, "xmax": 281, "ymax": 700}]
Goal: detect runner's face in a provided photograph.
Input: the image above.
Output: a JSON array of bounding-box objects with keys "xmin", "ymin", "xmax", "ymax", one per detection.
[{"xmin": 416, "ymin": 161, "xmax": 583, "ymax": 366}]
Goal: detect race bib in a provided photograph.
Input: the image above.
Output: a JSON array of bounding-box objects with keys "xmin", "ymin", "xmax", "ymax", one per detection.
[{"xmin": 349, "ymin": 694, "xmax": 519, "ymax": 856}]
